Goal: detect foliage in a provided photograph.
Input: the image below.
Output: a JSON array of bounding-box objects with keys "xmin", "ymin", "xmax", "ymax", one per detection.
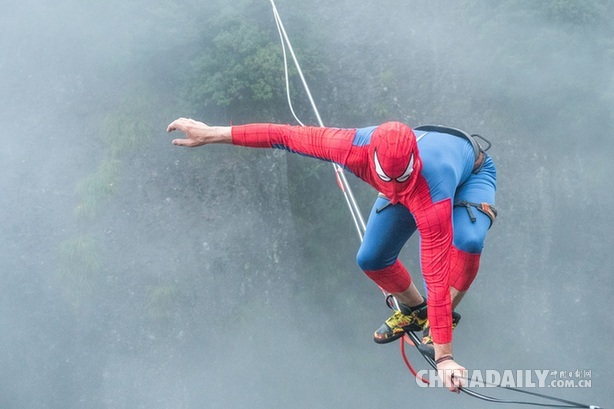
[
  {"xmin": 146, "ymin": 284, "xmax": 179, "ymax": 321},
  {"xmin": 61, "ymin": 85, "xmax": 161, "ymax": 307},
  {"xmin": 58, "ymin": 234, "xmax": 102, "ymax": 303},
  {"xmin": 75, "ymin": 158, "xmax": 121, "ymax": 219},
  {"xmin": 182, "ymin": 0, "xmax": 327, "ymax": 124}
]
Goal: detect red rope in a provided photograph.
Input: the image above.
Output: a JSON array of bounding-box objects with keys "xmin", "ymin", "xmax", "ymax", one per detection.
[{"xmin": 400, "ymin": 335, "xmax": 429, "ymax": 385}]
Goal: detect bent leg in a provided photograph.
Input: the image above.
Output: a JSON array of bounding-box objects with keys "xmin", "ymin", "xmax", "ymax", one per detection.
[
  {"xmin": 450, "ymin": 157, "xmax": 497, "ymax": 299},
  {"xmin": 356, "ymin": 196, "xmax": 421, "ymax": 304}
]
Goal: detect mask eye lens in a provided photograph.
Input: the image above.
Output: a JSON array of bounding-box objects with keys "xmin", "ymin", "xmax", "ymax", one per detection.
[
  {"xmin": 395, "ymin": 154, "xmax": 414, "ymax": 183},
  {"xmin": 374, "ymin": 150, "xmax": 392, "ymax": 182}
]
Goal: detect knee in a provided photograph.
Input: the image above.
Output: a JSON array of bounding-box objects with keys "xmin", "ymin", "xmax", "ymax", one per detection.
[
  {"xmin": 356, "ymin": 246, "xmax": 389, "ymax": 271},
  {"xmin": 453, "ymin": 231, "xmax": 485, "ymax": 254}
]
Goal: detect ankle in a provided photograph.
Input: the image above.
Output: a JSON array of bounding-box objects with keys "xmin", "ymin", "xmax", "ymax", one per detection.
[{"xmin": 399, "ymin": 298, "xmax": 427, "ymax": 315}]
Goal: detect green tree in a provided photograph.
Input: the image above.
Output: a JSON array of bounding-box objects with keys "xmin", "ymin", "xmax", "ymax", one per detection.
[{"xmin": 182, "ymin": 0, "xmax": 327, "ymax": 124}]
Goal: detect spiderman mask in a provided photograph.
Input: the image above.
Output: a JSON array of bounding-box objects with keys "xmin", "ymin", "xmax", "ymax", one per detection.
[{"xmin": 369, "ymin": 122, "xmax": 422, "ymax": 203}]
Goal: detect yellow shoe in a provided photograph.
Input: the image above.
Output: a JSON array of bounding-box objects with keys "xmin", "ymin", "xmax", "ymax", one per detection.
[
  {"xmin": 373, "ymin": 304, "xmax": 428, "ymax": 344},
  {"xmin": 417, "ymin": 312, "xmax": 461, "ymax": 360},
  {"xmin": 421, "ymin": 311, "xmax": 462, "ymax": 345}
]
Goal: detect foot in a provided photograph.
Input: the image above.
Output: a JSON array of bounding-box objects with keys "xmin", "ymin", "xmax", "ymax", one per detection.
[
  {"xmin": 373, "ymin": 302, "xmax": 428, "ymax": 344},
  {"xmin": 417, "ymin": 312, "xmax": 462, "ymax": 360}
]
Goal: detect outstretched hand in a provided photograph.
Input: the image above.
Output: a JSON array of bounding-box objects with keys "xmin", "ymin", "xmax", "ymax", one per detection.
[
  {"xmin": 166, "ymin": 117, "xmax": 232, "ymax": 147},
  {"xmin": 437, "ymin": 359, "xmax": 467, "ymax": 393}
]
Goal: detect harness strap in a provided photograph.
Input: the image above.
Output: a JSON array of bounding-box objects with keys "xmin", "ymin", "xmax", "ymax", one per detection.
[
  {"xmin": 454, "ymin": 200, "xmax": 498, "ymax": 227},
  {"xmin": 414, "ymin": 125, "xmax": 491, "ymax": 174},
  {"xmin": 473, "ymin": 151, "xmax": 486, "ymax": 174}
]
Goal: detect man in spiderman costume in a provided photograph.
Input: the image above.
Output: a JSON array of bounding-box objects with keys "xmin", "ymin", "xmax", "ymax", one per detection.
[{"xmin": 166, "ymin": 118, "xmax": 497, "ymax": 393}]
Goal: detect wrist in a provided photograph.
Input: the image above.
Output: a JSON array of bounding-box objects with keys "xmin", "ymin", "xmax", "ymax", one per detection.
[
  {"xmin": 433, "ymin": 341, "xmax": 453, "ymax": 361},
  {"xmin": 436, "ymin": 355, "xmax": 454, "ymax": 365},
  {"xmin": 213, "ymin": 126, "xmax": 233, "ymax": 144}
]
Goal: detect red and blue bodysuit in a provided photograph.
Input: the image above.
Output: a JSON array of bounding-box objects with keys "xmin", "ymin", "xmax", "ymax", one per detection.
[{"xmin": 231, "ymin": 122, "xmax": 497, "ymax": 345}]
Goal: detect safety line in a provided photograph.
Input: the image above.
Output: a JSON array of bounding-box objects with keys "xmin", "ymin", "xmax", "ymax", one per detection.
[
  {"xmin": 269, "ymin": 0, "xmax": 366, "ymax": 241},
  {"xmin": 401, "ymin": 331, "xmax": 602, "ymax": 409}
]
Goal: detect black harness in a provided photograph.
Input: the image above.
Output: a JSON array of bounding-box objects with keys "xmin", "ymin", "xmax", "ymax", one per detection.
[
  {"xmin": 455, "ymin": 200, "xmax": 498, "ymax": 228},
  {"xmin": 414, "ymin": 125, "xmax": 497, "ymax": 227},
  {"xmin": 414, "ymin": 124, "xmax": 492, "ymax": 174}
]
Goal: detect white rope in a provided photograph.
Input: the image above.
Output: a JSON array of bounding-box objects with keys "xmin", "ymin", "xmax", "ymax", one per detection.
[{"xmin": 270, "ymin": 0, "xmax": 367, "ymax": 240}]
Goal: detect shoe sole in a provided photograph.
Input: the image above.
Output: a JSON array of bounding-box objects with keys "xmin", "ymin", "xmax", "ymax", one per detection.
[
  {"xmin": 373, "ymin": 325, "xmax": 424, "ymax": 344},
  {"xmin": 373, "ymin": 332, "xmax": 404, "ymax": 344}
]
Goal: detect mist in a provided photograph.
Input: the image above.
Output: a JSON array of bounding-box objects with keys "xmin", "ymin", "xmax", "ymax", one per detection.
[{"xmin": 1, "ymin": 1, "xmax": 612, "ymax": 408}]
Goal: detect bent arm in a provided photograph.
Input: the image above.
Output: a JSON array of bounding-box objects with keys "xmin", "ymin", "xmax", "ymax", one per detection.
[
  {"xmin": 412, "ymin": 198, "xmax": 454, "ymax": 348},
  {"xmin": 413, "ymin": 198, "xmax": 467, "ymax": 391}
]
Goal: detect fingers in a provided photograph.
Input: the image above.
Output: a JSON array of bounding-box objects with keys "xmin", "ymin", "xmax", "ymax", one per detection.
[
  {"xmin": 171, "ymin": 138, "xmax": 191, "ymax": 147},
  {"xmin": 167, "ymin": 117, "xmax": 205, "ymax": 132},
  {"xmin": 166, "ymin": 117, "xmax": 215, "ymax": 148},
  {"xmin": 450, "ymin": 370, "xmax": 466, "ymax": 393},
  {"xmin": 440, "ymin": 372, "xmax": 460, "ymax": 393},
  {"xmin": 166, "ymin": 117, "xmax": 190, "ymax": 133},
  {"xmin": 438, "ymin": 363, "xmax": 467, "ymax": 393},
  {"xmin": 172, "ymin": 138, "xmax": 200, "ymax": 147},
  {"xmin": 452, "ymin": 368, "xmax": 468, "ymax": 393},
  {"xmin": 167, "ymin": 118, "xmax": 200, "ymax": 147}
]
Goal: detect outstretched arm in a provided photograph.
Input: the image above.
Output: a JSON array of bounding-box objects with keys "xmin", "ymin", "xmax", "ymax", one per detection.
[
  {"xmin": 166, "ymin": 118, "xmax": 232, "ymax": 147},
  {"xmin": 167, "ymin": 118, "xmax": 362, "ymax": 173}
]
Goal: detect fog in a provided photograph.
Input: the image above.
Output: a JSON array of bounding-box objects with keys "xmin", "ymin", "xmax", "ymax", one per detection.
[{"xmin": 1, "ymin": 1, "xmax": 612, "ymax": 408}]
